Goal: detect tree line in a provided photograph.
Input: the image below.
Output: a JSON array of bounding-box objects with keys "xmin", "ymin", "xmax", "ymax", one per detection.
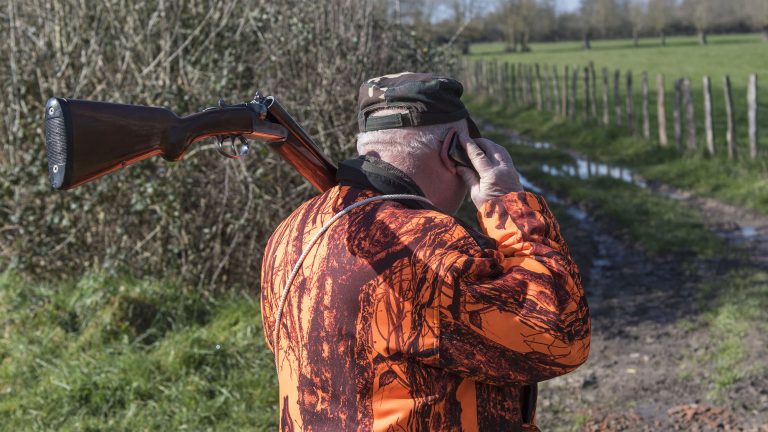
[{"xmin": 392, "ymin": 0, "xmax": 768, "ymax": 52}]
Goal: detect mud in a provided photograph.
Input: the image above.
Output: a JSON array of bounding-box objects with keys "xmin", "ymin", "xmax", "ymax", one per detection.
[
  {"xmin": 481, "ymin": 126, "xmax": 768, "ymax": 431},
  {"xmin": 544, "ymin": 202, "xmax": 767, "ymax": 431}
]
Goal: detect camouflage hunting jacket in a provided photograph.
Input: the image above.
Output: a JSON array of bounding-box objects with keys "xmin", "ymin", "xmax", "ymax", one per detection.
[{"xmin": 261, "ymin": 156, "xmax": 591, "ymax": 431}]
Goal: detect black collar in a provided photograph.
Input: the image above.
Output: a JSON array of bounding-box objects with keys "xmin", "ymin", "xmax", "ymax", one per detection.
[
  {"xmin": 336, "ymin": 156, "xmax": 434, "ymax": 210},
  {"xmin": 336, "ymin": 156, "xmax": 496, "ymax": 249}
]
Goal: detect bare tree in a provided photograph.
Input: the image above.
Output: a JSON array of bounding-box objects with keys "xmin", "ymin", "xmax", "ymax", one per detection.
[
  {"xmin": 518, "ymin": 0, "xmax": 540, "ymax": 51},
  {"xmin": 497, "ymin": 0, "xmax": 541, "ymax": 52},
  {"xmin": 745, "ymin": 0, "xmax": 768, "ymax": 41},
  {"xmin": 579, "ymin": 0, "xmax": 595, "ymax": 49},
  {"xmin": 627, "ymin": 0, "xmax": 647, "ymax": 47},
  {"xmin": 648, "ymin": 0, "xmax": 674, "ymax": 46},
  {"xmin": 497, "ymin": 0, "xmax": 521, "ymax": 52}
]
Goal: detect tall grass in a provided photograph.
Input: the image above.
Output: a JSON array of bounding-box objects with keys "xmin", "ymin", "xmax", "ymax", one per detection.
[{"xmin": 0, "ymin": 271, "xmax": 278, "ymax": 430}]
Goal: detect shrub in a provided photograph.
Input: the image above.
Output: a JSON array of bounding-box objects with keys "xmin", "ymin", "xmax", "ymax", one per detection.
[{"xmin": 0, "ymin": 0, "xmax": 456, "ymax": 289}]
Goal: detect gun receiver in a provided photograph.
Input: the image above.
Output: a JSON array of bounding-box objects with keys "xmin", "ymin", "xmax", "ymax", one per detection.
[{"xmin": 44, "ymin": 94, "xmax": 338, "ymax": 192}]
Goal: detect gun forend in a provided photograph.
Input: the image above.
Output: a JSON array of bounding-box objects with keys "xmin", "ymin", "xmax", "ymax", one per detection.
[{"xmin": 44, "ymin": 97, "xmax": 287, "ymax": 190}]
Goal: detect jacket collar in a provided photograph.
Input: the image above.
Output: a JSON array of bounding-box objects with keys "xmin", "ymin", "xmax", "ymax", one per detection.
[
  {"xmin": 336, "ymin": 156, "xmax": 496, "ymax": 249},
  {"xmin": 337, "ymin": 156, "xmax": 433, "ymax": 209}
]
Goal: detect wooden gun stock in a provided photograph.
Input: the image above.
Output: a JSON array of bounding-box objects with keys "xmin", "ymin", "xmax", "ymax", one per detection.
[{"xmin": 43, "ymin": 95, "xmax": 337, "ymax": 192}]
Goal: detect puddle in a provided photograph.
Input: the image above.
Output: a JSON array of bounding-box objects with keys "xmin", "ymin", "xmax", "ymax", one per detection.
[
  {"xmin": 483, "ymin": 120, "xmax": 768, "ymax": 250},
  {"xmin": 482, "ymin": 121, "xmax": 648, "ymax": 188},
  {"xmin": 741, "ymin": 227, "xmax": 758, "ymax": 238},
  {"xmin": 539, "ymin": 161, "xmax": 647, "ymax": 188},
  {"xmin": 566, "ymin": 207, "xmax": 589, "ymax": 222},
  {"xmin": 716, "ymin": 225, "xmax": 767, "ymax": 244}
]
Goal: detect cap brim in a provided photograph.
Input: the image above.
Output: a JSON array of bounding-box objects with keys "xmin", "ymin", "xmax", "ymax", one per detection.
[{"xmin": 467, "ymin": 116, "xmax": 482, "ymax": 139}]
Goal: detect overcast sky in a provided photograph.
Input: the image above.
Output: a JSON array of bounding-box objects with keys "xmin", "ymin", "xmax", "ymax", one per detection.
[{"xmin": 555, "ymin": 0, "xmax": 580, "ymax": 13}]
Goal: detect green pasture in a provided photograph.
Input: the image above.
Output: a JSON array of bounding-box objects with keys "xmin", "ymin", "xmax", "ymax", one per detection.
[{"xmin": 467, "ymin": 34, "xmax": 768, "ymax": 161}]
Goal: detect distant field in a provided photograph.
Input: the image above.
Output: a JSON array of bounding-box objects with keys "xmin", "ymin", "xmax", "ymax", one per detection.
[
  {"xmin": 470, "ymin": 34, "xmax": 768, "ymax": 81},
  {"xmin": 467, "ymin": 34, "xmax": 768, "ymax": 159}
]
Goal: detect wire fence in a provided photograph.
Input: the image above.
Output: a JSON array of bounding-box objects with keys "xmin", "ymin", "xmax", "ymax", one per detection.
[{"xmin": 460, "ymin": 58, "xmax": 764, "ymax": 162}]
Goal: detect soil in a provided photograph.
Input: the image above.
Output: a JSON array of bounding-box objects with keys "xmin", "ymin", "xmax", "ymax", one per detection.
[
  {"xmin": 545, "ymin": 203, "xmax": 768, "ymax": 431},
  {"xmin": 485, "ymin": 127, "xmax": 768, "ymax": 431}
]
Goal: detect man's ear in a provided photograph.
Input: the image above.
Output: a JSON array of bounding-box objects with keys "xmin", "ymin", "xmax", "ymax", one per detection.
[{"xmin": 439, "ymin": 128, "xmax": 458, "ymax": 175}]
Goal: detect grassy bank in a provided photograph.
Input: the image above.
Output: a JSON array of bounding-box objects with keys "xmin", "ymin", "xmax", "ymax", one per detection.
[
  {"xmin": 0, "ymin": 272, "xmax": 277, "ymax": 431},
  {"xmin": 479, "ymin": 119, "xmax": 721, "ymax": 258},
  {"xmin": 678, "ymin": 269, "xmax": 768, "ymax": 398},
  {"xmin": 469, "ymin": 100, "xmax": 768, "ymax": 215}
]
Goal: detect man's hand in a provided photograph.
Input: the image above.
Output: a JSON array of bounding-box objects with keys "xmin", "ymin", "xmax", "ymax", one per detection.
[{"xmin": 456, "ymin": 136, "xmax": 524, "ymax": 209}]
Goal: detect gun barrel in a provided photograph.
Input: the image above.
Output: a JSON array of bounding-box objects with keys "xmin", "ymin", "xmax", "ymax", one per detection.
[{"xmin": 262, "ymin": 97, "xmax": 338, "ymax": 192}]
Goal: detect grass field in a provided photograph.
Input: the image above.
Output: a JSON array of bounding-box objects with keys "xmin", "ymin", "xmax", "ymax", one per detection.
[{"xmin": 467, "ymin": 34, "xmax": 768, "ymax": 160}]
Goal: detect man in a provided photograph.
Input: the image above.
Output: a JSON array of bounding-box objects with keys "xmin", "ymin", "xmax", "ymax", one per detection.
[{"xmin": 261, "ymin": 73, "xmax": 590, "ymax": 431}]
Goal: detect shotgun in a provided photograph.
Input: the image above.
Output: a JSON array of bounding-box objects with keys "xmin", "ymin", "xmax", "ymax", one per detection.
[{"xmin": 43, "ymin": 93, "xmax": 338, "ymax": 192}]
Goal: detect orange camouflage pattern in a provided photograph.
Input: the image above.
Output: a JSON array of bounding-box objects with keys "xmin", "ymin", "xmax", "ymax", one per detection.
[{"xmin": 261, "ymin": 185, "xmax": 590, "ymax": 431}]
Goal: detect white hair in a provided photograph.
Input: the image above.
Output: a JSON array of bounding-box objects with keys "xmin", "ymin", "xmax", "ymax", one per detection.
[{"xmin": 356, "ymin": 108, "xmax": 468, "ymax": 157}]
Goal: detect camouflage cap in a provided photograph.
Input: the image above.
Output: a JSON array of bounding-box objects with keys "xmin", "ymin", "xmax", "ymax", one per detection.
[{"xmin": 357, "ymin": 72, "xmax": 481, "ymax": 138}]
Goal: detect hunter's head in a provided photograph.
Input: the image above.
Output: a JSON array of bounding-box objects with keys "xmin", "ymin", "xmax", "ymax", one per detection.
[{"xmin": 355, "ymin": 72, "xmax": 480, "ymax": 215}]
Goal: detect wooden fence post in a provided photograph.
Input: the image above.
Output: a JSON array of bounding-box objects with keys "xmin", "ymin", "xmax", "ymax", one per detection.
[
  {"xmin": 544, "ymin": 64, "xmax": 556, "ymax": 112},
  {"xmin": 583, "ymin": 65, "xmax": 590, "ymax": 120},
  {"xmin": 602, "ymin": 68, "xmax": 610, "ymax": 126},
  {"xmin": 642, "ymin": 71, "xmax": 650, "ymax": 139},
  {"xmin": 535, "ymin": 64, "xmax": 543, "ymax": 110},
  {"xmin": 478, "ymin": 60, "xmax": 488, "ymax": 98},
  {"xmin": 614, "ymin": 69, "xmax": 622, "ymax": 126},
  {"xmin": 493, "ymin": 61, "xmax": 500, "ymax": 103},
  {"xmin": 562, "ymin": 65, "xmax": 569, "ymax": 117},
  {"xmin": 703, "ymin": 76, "xmax": 715, "ymax": 156},
  {"xmin": 502, "ymin": 62, "xmax": 509, "ymax": 105},
  {"xmin": 549, "ymin": 65, "xmax": 557, "ymax": 112},
  {"xmin": 626, "ymin": 71, "xmax": 635, "ymax": 134},
  {"xmin": 748, "ymin": 74, "xmax": 758, "ymax": 159},
  {"xmin": 523, "ymin": 65, "xmax": 536, "ymax": 106},
  {"xmin": 723, "ymin": 75, "xmax": 736, "ymax": 159},
  {"xmin": 487, "ymin": 61, "xmax": 494, "ymax": 99},
  {"xmin": 589, "ymin": 62, "xmax": 598, "ymax": 119},
  {"xmin": 683, "ymin": 78, "xmax": 697, "ymax": 151},
  {"xmin": 525, "ymin": 65, "xmax": 536, "ymax": 106},
  {"xmin": 541, "ymin": 64, "xmax": 552, "ymax": 111},
  {"xmin": 474, "ymin": 61, "xmax": 481, "ymax": 95},
  {"xmin": 571, "ymin": 65, "xmax": 579, "ymax": 120},
  {"xmin": 657, "ymin": 74, "xmax": 668, "ymax": 146},
  {"xmin": 553, "ymin": 65, "xmax": 561, "ymax": 116},
  {"xmin": 674, "ymin": 78, "xmax": 683, "ymax": 148}
]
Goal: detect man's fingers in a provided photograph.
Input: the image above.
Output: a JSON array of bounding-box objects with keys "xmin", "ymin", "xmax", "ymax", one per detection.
[
  {"xmin": 462, "ymin": 138, "xmax": 494, "ymax": 172},
  {"xmin": 474, "ymin": 138, "xmax": 512, "ymax": 166}
]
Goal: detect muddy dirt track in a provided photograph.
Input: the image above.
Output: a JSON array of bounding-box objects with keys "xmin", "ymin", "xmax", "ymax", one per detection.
[{"xmin": 486, "ymin": 127, "xmax": 768, "ymax": 431}]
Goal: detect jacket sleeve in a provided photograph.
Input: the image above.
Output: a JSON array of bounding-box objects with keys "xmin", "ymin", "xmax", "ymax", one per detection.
[{"xmin": 417, "ymin": 191, "xmax": 590, "ymax": 386}]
